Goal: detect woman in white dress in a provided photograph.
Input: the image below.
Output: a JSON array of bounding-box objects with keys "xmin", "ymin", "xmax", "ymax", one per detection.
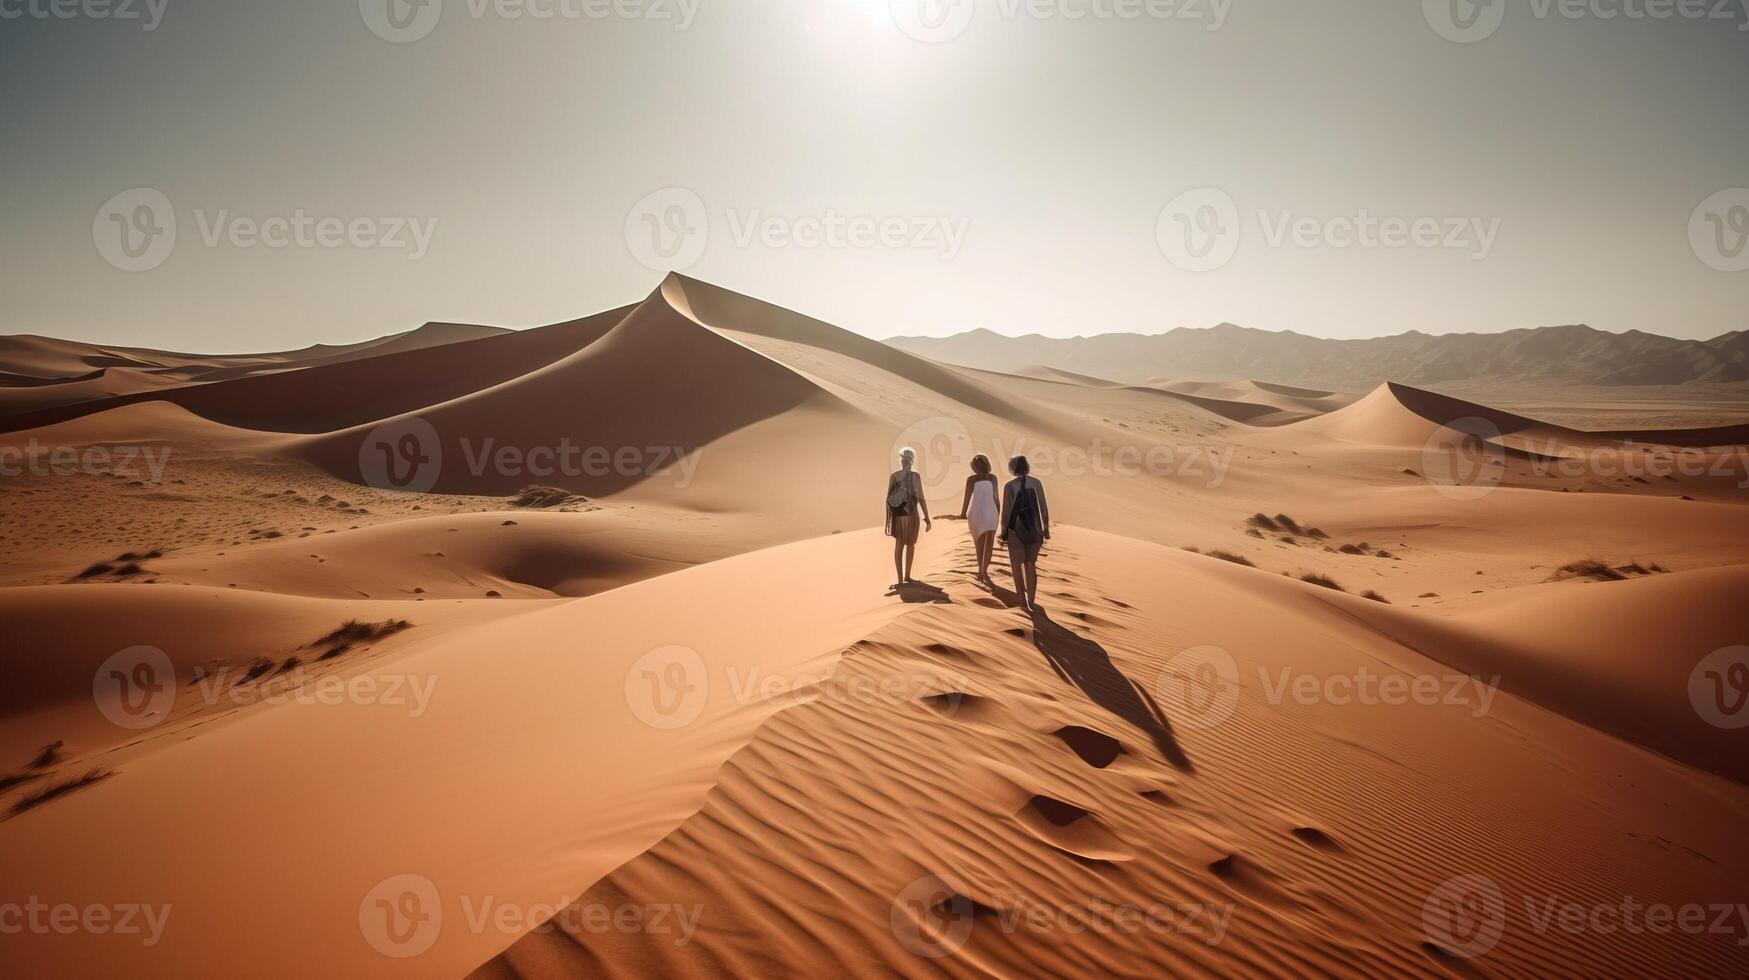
[{"xmin": 956, "ymin": 454, "xmax": 1001, "ymax": 583}]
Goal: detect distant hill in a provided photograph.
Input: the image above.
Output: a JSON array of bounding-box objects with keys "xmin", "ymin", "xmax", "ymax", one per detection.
[{"xmin": 887, "ymin": 323, "xmax": 1749, "ymax": 391}]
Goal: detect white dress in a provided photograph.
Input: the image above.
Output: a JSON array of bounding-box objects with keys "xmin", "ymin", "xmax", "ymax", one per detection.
[{"xmin": 967, "ymin": 479, "xmax": 999, "ymax": 537}]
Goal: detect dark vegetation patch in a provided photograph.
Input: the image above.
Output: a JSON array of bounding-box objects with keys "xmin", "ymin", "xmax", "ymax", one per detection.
[
  {"xmin": 1249, "ymin": 513, "xmax": 1327, "ymax": 540},
  {"xmin": 1182, "ymin": 547, "xmax": 1256, "ymax": 567},
  {"xmin": 511, "ymin": 485, "xmax": 585, "ymax": 509},
  {"xmin": 72, "ymin": 549, "xmax": 161, "ymax": 580},
  {"xmin": 1550, "ymin": 559, "xmax": 1665, "ymax": 583},
  {"xmin": 9, "ymin": 770, "xmax": 112, "ymax": 816},
  {"xmin": 1300, "ymin": 573, "xmax": 1345, "ymax": 592},
  {"xmin": 310, "ymin": 619, "xmax": 413, "ymax": 660},
  {"xmin": 0, "ymin": 771, "xmax": 42, "ymax": 794}
]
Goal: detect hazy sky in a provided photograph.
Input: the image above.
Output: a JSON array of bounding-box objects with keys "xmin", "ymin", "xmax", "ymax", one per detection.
[{"xmin": 1, "ymin": 0, "xmax": 1745, "ymax": 352}]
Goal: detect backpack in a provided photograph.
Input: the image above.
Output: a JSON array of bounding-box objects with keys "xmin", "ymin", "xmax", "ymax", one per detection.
[
  {"xmin": 1006, "ymin": 478, "xmax": 1043, "ymax": 543},
  {"xmin": 887, "ymin": 472, "xmax": 914, "ymax": 509}
]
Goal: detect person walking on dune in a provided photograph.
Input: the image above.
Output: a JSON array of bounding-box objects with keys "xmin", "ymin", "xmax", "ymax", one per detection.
[
  {"xmin": 956, "ymin": 453, "xmax": 1001, "ymax": 584},
  {"xmin": 1001, "ymin": 455, "xmax": 1049, "ymax": 612},
  {"xmin": 885, "ymin": 447, "xmax": 931, "ymax": 589}
]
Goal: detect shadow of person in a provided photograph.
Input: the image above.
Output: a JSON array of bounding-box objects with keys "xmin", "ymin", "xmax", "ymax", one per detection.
[
  {"xmin": 984, "ymin": 580, "xmax": 1028, "ymax": 610},
  {"xmin": 889, "ymin": 581, "xmax": 952, "ymax": 604},
  {"xmin": 1027, "ymin": 608, "xmax": 1193, "ymax": 772}
]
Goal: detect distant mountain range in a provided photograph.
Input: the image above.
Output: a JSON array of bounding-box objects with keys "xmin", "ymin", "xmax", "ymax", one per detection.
[{"xmin": 886, "ymin": 324, "xmax": 1749, "ymax": 391}]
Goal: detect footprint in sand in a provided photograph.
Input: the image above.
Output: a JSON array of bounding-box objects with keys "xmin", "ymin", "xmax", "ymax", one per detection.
[
  {"xmin": 1051, "ymin": 725, "xmax": 1124, "ymax": 769},
  {"xmin": 920, "ymin": 691, "xmax": 993, "ymax": 721},
  {"xmin": 1207, "ymin": 853, "xmax": 1320, "ymax": 915},
  {"xmin": 1014, "ymin": 795, "xmax": 1135, "ymax": 862},
  {"xmin": 1289, "ymin": 826, "xmax": 1344, "ymax": 851}
]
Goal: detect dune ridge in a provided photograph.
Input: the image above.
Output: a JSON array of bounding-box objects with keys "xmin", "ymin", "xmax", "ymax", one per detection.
[{"xmin": 476, "ymin": 530, "xmax": 1749, "ymax": 978}]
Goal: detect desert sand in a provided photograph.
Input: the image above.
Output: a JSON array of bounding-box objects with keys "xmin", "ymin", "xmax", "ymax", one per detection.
[{"xmin": 2, "ymin": 274, "xmax": 1746, "ymax": 978}]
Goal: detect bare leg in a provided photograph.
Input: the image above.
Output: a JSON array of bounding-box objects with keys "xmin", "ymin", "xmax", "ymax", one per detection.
[
  {"xmin": 1024, "ymin": 561, "xmax": 1039, "ymax": 609},
  {"xmin": 976, "ymin": 532, "xmax": 993, "ymax": 581},
  {"xmin": 891, "ymin": 522, "xmax": 906, "ymax": 588},
  {"xmin": 902, "ymin": 537, "xmax": 916, "ymax": 583},
  {"xmin": 1006, "ymin": 538, "xmax": 1028, "ymax": 610}
]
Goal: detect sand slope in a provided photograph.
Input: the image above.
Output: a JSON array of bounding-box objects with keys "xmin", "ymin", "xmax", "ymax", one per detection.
[
  {"xmin": 1350, "ymin": 564, "xmax": 1749, "ymax": 783},
  {"xmin": 143, "ymin": 509, "xmax": 718, "ymax": 599},
  {"xmin": 477, "ymin": 530, "xmax": 1749, "ymax": 978},
  {"xmin": 0, "ymin": 529, "xmax": 955, "ymax": 979}
]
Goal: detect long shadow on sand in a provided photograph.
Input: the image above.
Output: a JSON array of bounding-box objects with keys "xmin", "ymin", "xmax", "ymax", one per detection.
[
  {"xmin": 1019, "ymin": 604, "xmax": 1194, "ymax": 773},
  {"xmin": 889, "ymin": 581, "xmax": 952, "ymax": 604}
]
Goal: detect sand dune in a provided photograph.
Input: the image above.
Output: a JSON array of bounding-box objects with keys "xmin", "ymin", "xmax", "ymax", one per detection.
[
  {"xmin": 477, "ymin": 530, "xmax": 1749, "ymax": 978},
  {"xmin": 1291, "ymin": 382, "xmax": 1556, "ymax": 448},
  {"xmin": 292, "ymin": 278, "xmax": 860, "ymax": 498},
  {"xmin": 962, "ymin": 369, "xmax": 1350, "ymax": 427},
  {"xmin": 0, "ymin": 322, "xmax": 505, "ymax": 385},
  {"xmin": 0, "ymin": 366, "xmax": 195, "ymax": 416},
  {"xmin": 1014, "ymin": 364, "xmax": 1124, "ymax": 387},
  {"xmin": 1294, "ymin": 380, "xmax": 1749, "ymax": 454},
  {"xmin": 1151, "ymin": 387, "xmax": 1315, "ymax": 426},
  {"xmin": 144, "ymin": 509, "xmax": 717, "ymax": 600},
  {"xmin": 3, "ymin": 275, "xmax": 1747, "ymax": 979},
  {"xmin": 1349, "ymin": 564, "xmax": 1749, "ymax": 783},
  {"xmin": 0, "ymin": 529, "xmax": 955, "ymax": 979},
  {"xmin": 0, "ymin": 334, "xmax": 199, "ymax": 380},
  {"xmin": 0, "ymin": 310, "xmax": 627, "ymax": 434},
  {"xmin": 0, "ymin": 582, "xmax": 533, "ymax": 778},
  {"xmin": 1158, "ymin": 378, "xmax": 1360, "ymax": 422},
  {"xmin": 670, "ymin": 275, "xmax": 1064, "ymax": 432}
]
